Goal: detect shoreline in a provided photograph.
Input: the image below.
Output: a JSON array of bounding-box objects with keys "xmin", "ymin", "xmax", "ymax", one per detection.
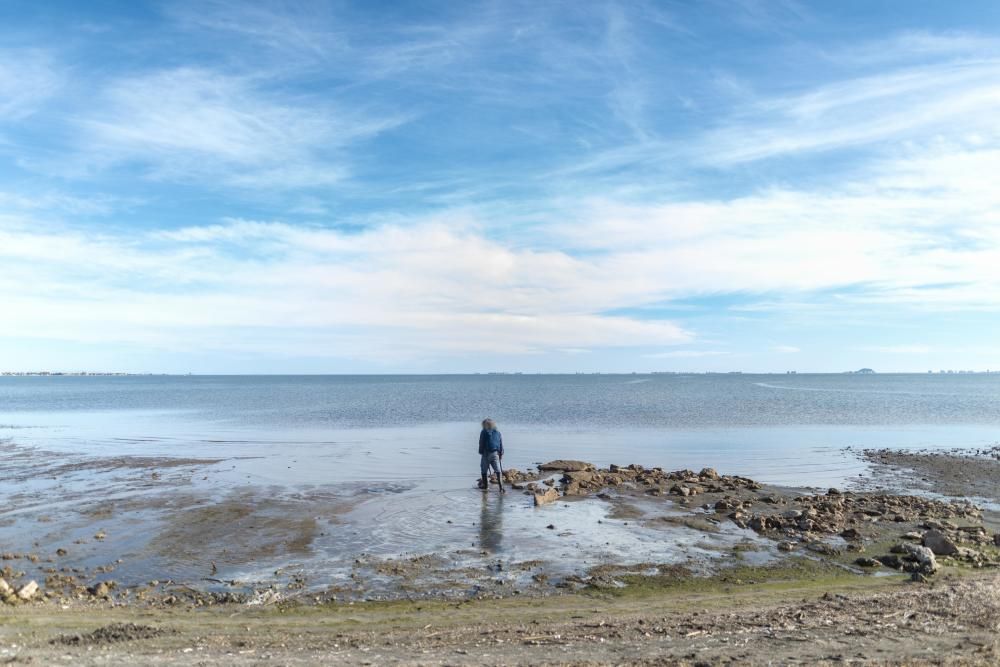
[{"xmin": 4, "ymin": 445, "xmax": 1000, "ymax": 663}]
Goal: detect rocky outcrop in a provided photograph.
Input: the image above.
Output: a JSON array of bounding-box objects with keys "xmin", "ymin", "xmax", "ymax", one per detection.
[
  {"xmin": 733, "ymin": 491, "xmax": 981, "ymax": 541},
  {"xmin": 538, "ymin": 460, "xmax": 595, "ymax": 472}
]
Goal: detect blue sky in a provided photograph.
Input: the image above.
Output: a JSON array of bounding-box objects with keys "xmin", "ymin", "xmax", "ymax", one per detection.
[{"xmin": 1, "ymin": 1, "xmax": 1000, "ymax": 373}]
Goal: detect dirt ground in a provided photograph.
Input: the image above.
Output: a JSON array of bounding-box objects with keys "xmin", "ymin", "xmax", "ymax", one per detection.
[{"xmin": 2, "ymin": 569, "xmax": 999, "ymax": 665}]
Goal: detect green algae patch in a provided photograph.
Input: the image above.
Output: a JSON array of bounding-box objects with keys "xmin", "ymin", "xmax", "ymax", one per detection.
[{"xmin": 589, "ymin": 557, "xmax": 885, "ymax": 600}]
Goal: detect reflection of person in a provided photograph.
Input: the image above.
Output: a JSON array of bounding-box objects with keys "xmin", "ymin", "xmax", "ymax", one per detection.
[
  {"xmin": 479, "ymin": 493, "xmax": 503, "ymax": 552},
  {"xmin": 478, "ymin": 418, "xmax": 505, "ymax": 494}
]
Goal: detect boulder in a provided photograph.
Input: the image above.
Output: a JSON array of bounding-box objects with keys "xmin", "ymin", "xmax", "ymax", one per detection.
[
  {"xmin": 855, "ymin": 557, "xmax": 881, "ymax": 568},
  {"xmin": 533, "ymin": 488, "xmax": 560, "ymax": 506},
  {"xmin": 901, "ymin": 543, "xmax": 938, "ymax": 574},
  {"xmin": 699, "ymin": 468, "xmax": 720, "ymax": 480},
  {"xmin": 538, "ymin": 460, "xmax": 594, "ymax": 472},
  {"xmin": 922, "ymin": 529, "xmax": 959, "ymax": 556},
  {"xmin": 562, "ymin": 471, "xmax": 594, "ymax": 484},
  {"xmin": 16, "ymin": 580, "xmax": 38, "ymax": 601},
  {"xmin": 0, "ymin": 578, "xmax": 11, "ymax": 597}
]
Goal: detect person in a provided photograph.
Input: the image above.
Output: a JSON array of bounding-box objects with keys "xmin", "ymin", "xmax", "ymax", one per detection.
[{"xmin": 478, "ymin": 418, "xmax": 505, "ymax": 494}]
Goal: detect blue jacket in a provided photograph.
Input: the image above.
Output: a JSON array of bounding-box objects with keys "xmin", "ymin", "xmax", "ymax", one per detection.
[{"xmin": 479, "ymin": 428, "xmax": 503, "ymax": 456}]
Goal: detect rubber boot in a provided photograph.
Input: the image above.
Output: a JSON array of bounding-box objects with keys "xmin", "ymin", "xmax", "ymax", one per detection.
[{"xmin": 480, "ymin": 473, "xmax": 489, "ymax": 491}]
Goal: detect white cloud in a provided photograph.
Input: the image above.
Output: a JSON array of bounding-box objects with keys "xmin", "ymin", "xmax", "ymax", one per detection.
[
  {"xmin": 702, "ymin": 59, "xmax": 1000, "ymax": 164},
  {"xmin": 0, "ymin": 213, "xmax": 692, "ymax": 360},
  {"xmin": 75, "ymin": 68, "xmax": 405, "ymax": 188}
]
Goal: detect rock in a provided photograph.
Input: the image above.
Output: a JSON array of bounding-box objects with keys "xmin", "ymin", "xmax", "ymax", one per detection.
[
  {"xmin": 878, "ymin": 554, "xmax": 903, "ymax": 569},
  {"xmin": 546, "ymin": 524, "xmax": 555, "ymax": 530},
  {"xmin": 806, "ymin": 541, "xmax": 841, "ymax": 556},
  {"xmin": 16, "ymin": 580, "xmax": 38, "ymax": 601},
  {"xmin": 855, "ymin": 557, "xmax": 881, "ymax": 568},
  {"xmin": 89, "ymin": 582, "xmax": 111, "ymax": 598},
  {"xmin": 782, "ymin": 510, "xmax": 803, "ymax": 520},
  {"xmin": 562, "ymin": 471, "xmax": 594, "ymax": 484},
  {"xmin": 94, "ymin": 531, "xmax": 106, "ymax": 540},
  {"xmin": 699, "ymin": 468, "xmax": 720, "ymax": 480},
  {"xmin": 900, "ymin": 543, "xmax": 938, "ymax": 574},
  {"xmin": 994, "ymin": 533, "xmax": 1000, "ymax": 547},
  {"xmin": 901, "ymin": 531, "xmax": 923, "ymax": 541},
  {"xmin": 538, "ymin": 460, "xmax": 594, "ymax": 472},
  {"xmin": 56, "ymin": 548, "xmax": 68, "ymax": 557},
  {"xmin": 922, "ymin": 529, "xmax": 959, "ymax": 556},
  {"xmin": 0, "ymin": 578, "xmax": 11, "ymax": 597},
  {"xmin": 777, "ymin": 541, "xmax": 796, "ymax": 552},
  {"xmin": 533, "ymin": 488, "xmax": 560, "ymax": 507},
  {"xmin": 840, "ymin": 528, "xmax": 861, "ymax": 541},
  {"xmin": 827, "ymin": 487, "xmax": 841, "ymax": 495}
]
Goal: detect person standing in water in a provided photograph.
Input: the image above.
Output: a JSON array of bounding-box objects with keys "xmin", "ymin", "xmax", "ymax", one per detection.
[{"xmin": 478, "ymin": 418, "xmax": 505, "ymax": 494}]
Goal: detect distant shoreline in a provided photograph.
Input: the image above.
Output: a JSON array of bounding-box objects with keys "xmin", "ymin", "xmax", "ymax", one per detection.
[{"xmin": 1, "ymin": 371, "xmax": 997, "ymax": 377}]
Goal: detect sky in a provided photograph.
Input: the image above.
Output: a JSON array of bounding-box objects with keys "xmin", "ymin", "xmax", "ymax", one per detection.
[{"xmin": 1, "ymin": 1, "xmax": 999, "ymax": 374}]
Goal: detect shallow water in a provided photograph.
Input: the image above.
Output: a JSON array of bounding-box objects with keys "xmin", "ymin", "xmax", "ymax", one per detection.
[{"xmin": 1, "ymin": 374, "xmax": 998, "ymax": 595}]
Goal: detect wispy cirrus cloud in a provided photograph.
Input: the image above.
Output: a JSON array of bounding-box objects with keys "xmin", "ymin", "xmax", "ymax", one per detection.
[
  {"xmin": 74, "ymin": 68, "xmax": 407, "ymax": 188},
  {"xmin": 0, "ymin": 49, "xmax": 62, "ymax": 121}
]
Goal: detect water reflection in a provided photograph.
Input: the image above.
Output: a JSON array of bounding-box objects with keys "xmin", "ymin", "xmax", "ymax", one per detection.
[{"xmin": 478, "ymin": 493, "xmax": 504, "ymax": 553}]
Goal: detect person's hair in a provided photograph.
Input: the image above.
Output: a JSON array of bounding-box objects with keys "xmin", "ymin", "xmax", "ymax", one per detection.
[{"xmin": 482, "ymin": 418, "xmax": 497, "ymax": 430}]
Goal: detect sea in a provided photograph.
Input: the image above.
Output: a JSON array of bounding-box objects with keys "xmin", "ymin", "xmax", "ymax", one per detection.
[
  {"xmin": 2, "ymin": 373, "xmax": 999, "ymax": 486},
  {"xmin": 2, "ymin": 373, "xmax": 998, "ymax": 595}
]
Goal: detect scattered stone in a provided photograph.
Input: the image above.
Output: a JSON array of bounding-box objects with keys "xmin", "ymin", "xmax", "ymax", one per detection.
[
  {"xmin": 840, "ymin": 528, "xmax": 862, "ymax": 541},
  {"xmin": 56, "ymin": 548, "xmax": 68, "ymax": 557},
  {"xmin": 855, "ymin": 557, "xmax": 881, "ymax": 568},
  {"xmin": 922, "ymin": 529, "xmax": 959, "ymax": 556},
  {"xmin": 94, "ymin": 531, "xmax": 106, "ymax": 540},
  {"xmin": 16, "ymin": 580, "xmax": 38, "ymax": 601},
  {"xmin": 533, "ymin": 488, "xmax": 560, "ymax": 507},
  {"xmin": 827, "ymin": 488, "xmax": 841, "ymax": 495},
  {"xmin": 806, "ymin": 542, "xmax": 841, "ymax": 556},
  {"xmin": 0, "ymin": 578, "xmax": 12, "ymax": 597},
  {"xmin": 89, "ymin": 581, "xmax": 114, "ymax": 598},
  {"xmin": 899, "ymin": 543, "xmax": 938, "ymax": 575},
  {"xmin": 546, "ymin": 524, "xmax": 555, "ymax": 530}
]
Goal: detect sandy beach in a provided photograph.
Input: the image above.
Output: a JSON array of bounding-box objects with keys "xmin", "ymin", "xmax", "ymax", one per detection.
[{"xmin": 3, "ymin": 443, "xmax": 1000, "ymax": 665}]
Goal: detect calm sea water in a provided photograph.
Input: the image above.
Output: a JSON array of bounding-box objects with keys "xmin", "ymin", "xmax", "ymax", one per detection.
[
  {"xmin": 3, "ymin": 373, "xmax": 1000, "ymax": 427},
  {"xmin": 2, "ymin": 373, "xmax": 999, "ymax": 487}
]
